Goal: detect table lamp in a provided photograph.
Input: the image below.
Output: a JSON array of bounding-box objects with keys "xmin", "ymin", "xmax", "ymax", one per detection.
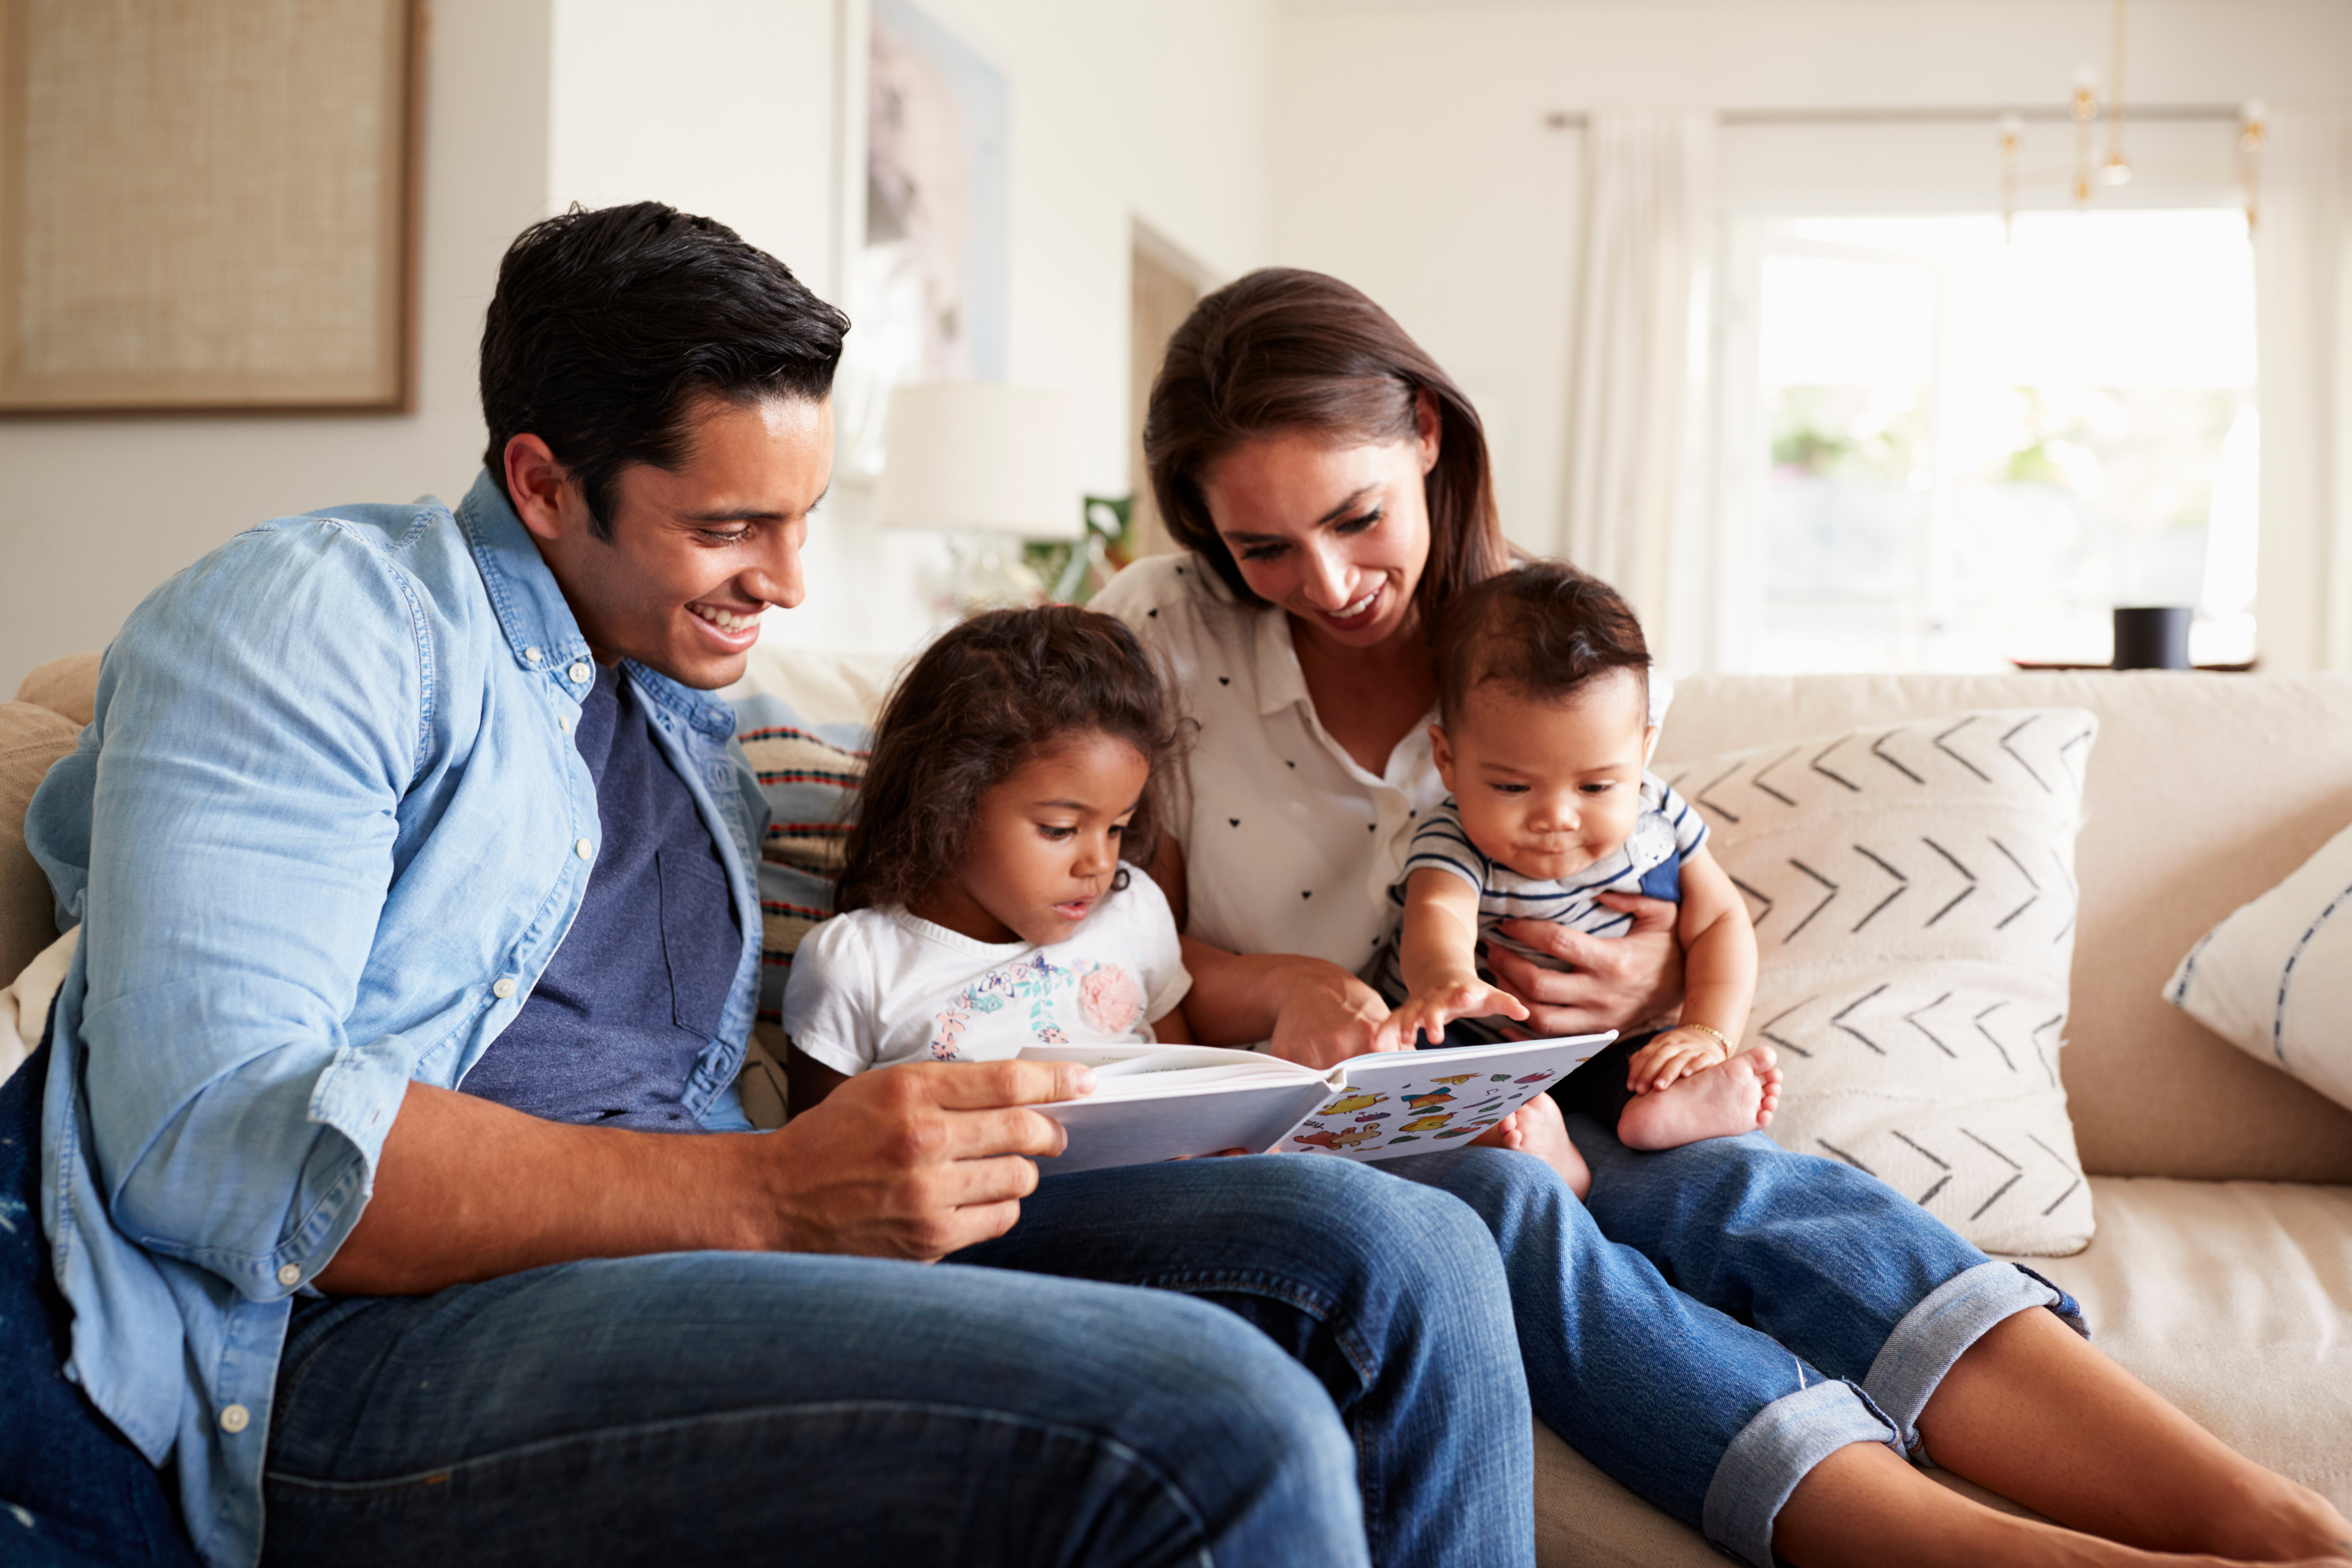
[{"xmin": 877, "ymin": 382, "xmax": 1079, "ymax": 612}]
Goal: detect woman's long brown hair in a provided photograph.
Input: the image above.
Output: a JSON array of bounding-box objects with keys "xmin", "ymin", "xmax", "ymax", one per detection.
[{"xmin": 1142, "ymin": 267, "xmax": 1512, "ymax": 618}]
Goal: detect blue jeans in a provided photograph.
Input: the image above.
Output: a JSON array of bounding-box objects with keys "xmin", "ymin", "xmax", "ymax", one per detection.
[
  {"xmin": 262, "ymin": 1155, "xmax": 1534, "ymax": 1568},
  {"xmin": 1390, "ymin": 1124, "xmax": 2084, "ymax": 1568}
]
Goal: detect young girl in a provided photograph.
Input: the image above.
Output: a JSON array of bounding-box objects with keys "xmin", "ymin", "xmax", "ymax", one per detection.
[{"xmin": 782, "ymin": 606, "xmax": 1196, "ymax": 1111}]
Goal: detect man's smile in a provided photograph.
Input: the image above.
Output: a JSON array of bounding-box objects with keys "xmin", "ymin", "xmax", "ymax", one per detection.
[{"xmin": 686, "ymin": 600, "xmax": 765, "ymax": 649}]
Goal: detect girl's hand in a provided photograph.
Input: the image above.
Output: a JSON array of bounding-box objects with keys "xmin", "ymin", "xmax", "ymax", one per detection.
[
  {"xmin": 1377, "ymin": 977, "xmax": 1531, "ymax": 1051},
  {"xmin": 1626, "ymin": 1027, "xmax": 1730, "ymax": 1094},
  {"xmin": 1485, "ymin": 893, "xmax": 1685, "ymax": 1038}
]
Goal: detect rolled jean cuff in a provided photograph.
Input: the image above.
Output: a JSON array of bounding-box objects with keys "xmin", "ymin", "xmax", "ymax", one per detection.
[
  {"xmin": 1864, "ymin": 1259, "xmax": 2090, "ymax": 1457},
  {"xmin": 1701, "ymin": 1378, "xmax": 1904, "ymax": 1568}
]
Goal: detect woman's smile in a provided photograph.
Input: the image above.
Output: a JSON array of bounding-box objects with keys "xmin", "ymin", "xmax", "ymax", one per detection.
[{"xmin": 1313, "ymin": 582, "xmax": 1385, "ymax": 631}]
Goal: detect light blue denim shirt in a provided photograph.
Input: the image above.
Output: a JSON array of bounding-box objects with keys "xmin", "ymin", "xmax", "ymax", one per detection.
[{"xmin": 27, "ymin": 472, "xmax": 768, "ymax": 1568}]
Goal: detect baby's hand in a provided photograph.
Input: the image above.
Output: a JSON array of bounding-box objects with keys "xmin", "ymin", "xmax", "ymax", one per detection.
[
  {"xmin": 1380, "ymin": 977, "xmax": 1531, "ymax": 1050},
  {"xmin": 1626, "ymin": 1027, "xmax": 1731, "ymax": 1094}
]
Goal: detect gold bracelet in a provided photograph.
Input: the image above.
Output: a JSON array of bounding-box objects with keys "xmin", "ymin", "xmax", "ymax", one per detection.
[{"xmin": 1675, "ymin": 1022, "xmax": 1734, "ymax": 1054}]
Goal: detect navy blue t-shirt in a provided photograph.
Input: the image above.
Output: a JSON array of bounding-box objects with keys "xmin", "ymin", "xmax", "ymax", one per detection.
[{"xmin": 462, "ymin": 662, "xmax": 742, "ymax": 1130}]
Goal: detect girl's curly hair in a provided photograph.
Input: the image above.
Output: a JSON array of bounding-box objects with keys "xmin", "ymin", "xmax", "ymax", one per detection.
[{"xmin": 836, "ymin": 606, "xmax": 1186, "ymax": 914}]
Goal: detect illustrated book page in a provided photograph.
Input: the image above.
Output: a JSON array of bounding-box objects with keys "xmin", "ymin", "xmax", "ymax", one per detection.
[{"xmin": 1021, "ymin": 1033, "xmax": 1613, "ymax": 1173}]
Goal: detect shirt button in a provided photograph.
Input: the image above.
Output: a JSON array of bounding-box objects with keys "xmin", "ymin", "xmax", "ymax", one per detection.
[
  {"xmin": 568, "ymin": 662, "xmax": 591, "ymax": 683},
  {"xmin": 558, "ymin": 713, "xmax": 573, "ymax": 734},
  {"xmin": 492, "ymin": 977, "xmax": 517, "ymax": 999},
  {"xmin": 220, "ymin": 1404, "xmax": 251, "ymax": 1434},
  {"xmin": 524, "ymin": 646, "xmax": 544, "ymax": 664},
  {"xmin": 276, "ymin": 1264, "xmax": 301, "ymax": 1287},
  {"xmin": 575, "ymin": 838, "xmax": 594, "ymax": 860}
]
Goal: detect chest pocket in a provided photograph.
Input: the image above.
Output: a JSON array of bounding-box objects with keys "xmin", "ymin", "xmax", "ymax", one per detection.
[{"xmin": 658, "ymin": 847, "xmax": 739, "ymax": 1039}]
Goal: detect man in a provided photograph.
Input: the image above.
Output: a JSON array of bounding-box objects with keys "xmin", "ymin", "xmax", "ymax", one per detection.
[{"xmin": 28, "ymin": 204, "xmax": 1534, "ymax": 1567}]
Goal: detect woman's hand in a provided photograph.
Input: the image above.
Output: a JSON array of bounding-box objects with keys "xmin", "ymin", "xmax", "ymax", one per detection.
[
  {"xmin": 1485, "ymin": 892, "xmax": 1685, "ymax": 1038},
  {"xmin": 1267, "ymin": 962, "xmax": 1396, "ymax": 1070},
  {"xmin": 1179, "ymin": 936, "xmax": 1394, "ymax": 1068}
]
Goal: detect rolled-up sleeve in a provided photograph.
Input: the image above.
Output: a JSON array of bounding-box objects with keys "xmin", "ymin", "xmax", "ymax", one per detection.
[{"xmin": 40, "ymin": 521, "xmax": 429, "ymax": 1300}]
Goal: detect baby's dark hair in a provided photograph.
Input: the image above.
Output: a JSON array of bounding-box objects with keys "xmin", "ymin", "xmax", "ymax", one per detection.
[
  {"xmin": 837, "ymin": 606, "xmax": 1185, "ymax": 913},
  {"xmin": 1431, "ymin": 561, "xmax": 1650, "ymax": 728}
]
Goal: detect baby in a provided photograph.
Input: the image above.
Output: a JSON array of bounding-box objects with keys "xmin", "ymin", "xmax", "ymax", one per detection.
[{"xmin": 1375, "ymin": 561, "xmax": 1781, "ymax": 1190}]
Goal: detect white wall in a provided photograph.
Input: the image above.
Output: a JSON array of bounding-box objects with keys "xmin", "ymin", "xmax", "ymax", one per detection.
[
  {"xmin": 1268, "ymin": 0, "xmax": 2352, "ymax": 665},
  {"xmin": 548, "ymin": 0, "xmax": 841, "ymax": 296},
  {"xmin": 0, "ymin": 0, "xmax": 557, "ymax": 696}
]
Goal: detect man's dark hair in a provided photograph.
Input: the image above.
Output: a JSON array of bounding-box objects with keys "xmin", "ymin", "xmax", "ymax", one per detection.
[
  {"xmin": 1432, "ymin": 561, "xmax": 1650, "ymax": 729},
  {"xmin": 480, "ymin": 201, "xmax": 850, "ymax": 537},
  {"xmin": 837, "ymin": 606, "xmax": 1185, "ymax": 914}
]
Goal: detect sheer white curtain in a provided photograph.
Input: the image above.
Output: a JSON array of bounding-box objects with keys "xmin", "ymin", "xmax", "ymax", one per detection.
[
  {"xmin": 1558, "ymin": 111, "xmax": 1717, "ymax": 671},
  {"xmin": 2251, "ymin": 110, "xmax": 2352, "ymax": 673}
]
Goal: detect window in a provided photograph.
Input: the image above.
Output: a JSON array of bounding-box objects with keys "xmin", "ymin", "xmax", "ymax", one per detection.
[{"xmin": 1732, "ymin": 210, "xmax": 2257, "ymax": 671}]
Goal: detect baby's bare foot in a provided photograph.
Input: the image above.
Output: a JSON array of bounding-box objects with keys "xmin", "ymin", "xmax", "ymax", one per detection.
[
  {"xmin": 1617, "ymin": 1046, "xmax": 1782, "ymax": 1152},
  {"xmin": 1471, "ymin": 1095, "xmax": 1592, "ymax": 1198}
]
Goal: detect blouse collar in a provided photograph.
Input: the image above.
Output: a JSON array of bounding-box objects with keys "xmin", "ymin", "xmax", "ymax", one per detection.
[{"xmin": 1251, "ymin": 602, "xmax": 1311, "ymax": 720}]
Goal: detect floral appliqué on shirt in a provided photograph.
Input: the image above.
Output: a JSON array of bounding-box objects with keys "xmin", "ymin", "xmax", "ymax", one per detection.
[{"xmin": 928, "ymin": 955, "xmax": 1144, "ymax": 1059}]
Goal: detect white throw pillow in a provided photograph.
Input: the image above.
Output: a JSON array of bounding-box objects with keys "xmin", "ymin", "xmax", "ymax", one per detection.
[
  {"xmin": 2163, "ymin": 819, "xmax": 2352, "ymax": 1114},
  {"xmin": 1659, "ymin": 708, "xmax": 2098, "ymax": 1256}
]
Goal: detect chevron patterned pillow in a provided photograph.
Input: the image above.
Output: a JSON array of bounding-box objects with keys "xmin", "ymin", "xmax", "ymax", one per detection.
[{"xmin": 1658, "ymin": 707, "xmax": 2098, "ymax": 1256}]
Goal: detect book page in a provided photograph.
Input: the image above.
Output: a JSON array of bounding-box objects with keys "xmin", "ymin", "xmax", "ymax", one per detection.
[{"xmin": 1272, "ymin": 1035, "xmax": 1613, "ymax": 1162}]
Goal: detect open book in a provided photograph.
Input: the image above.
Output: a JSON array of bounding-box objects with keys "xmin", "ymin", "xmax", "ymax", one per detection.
[{"xmin": 1019, "ymin": 1034, "xmax": 1614, "ymax": 1174}]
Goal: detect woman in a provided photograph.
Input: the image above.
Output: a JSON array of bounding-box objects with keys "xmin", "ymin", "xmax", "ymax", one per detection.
[{"xmin": 1092, "ymin": 267, "xmax": 2349, "ymax": 1568}]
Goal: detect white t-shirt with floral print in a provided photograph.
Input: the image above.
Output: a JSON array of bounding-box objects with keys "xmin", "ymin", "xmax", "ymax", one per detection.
[{"xmin": 781, "ymin": 868, "xmax": 1192, "ymax": 1076}]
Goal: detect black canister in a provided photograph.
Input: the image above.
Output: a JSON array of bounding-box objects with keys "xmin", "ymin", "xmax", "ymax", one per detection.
[{"xmin": 2112, "ymin": 606, "xmax": 2193, "ymax": 670}]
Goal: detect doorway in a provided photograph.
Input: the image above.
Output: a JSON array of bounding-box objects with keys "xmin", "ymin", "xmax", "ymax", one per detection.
[{"xmin": 1129, "ymin": 222, "xmax": 1217, "ymax": 558}]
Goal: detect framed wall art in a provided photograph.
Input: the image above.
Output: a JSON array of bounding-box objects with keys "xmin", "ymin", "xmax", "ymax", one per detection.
[{"xmin": 0, "ymin": 0, "xmax": 421, "ymax": 413}]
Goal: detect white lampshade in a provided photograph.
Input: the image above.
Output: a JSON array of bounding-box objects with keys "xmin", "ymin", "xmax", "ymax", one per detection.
[{"xmin": 877, "ymin": 382, "xmax": 1081, "ymax": 539}]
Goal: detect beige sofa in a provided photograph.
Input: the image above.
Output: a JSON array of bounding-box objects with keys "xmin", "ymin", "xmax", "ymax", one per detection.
[{"xmin": 5, "ymin": 652, "xmax": 2351, "ymax": 1562}]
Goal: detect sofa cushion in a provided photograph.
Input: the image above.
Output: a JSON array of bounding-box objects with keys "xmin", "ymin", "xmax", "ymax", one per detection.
[
  {"xmin": 1, "ymin": 702, "xmax": 80, "ymax": 987},
  {"xmin": 1658, "ymin": 673, "xmax": 2352, "ymax": 1185},
  {"xmin": 12, "ymin": 653, "xmax": 100, "ymax": 729},
  {"xmin": 2004, "ymin": 1175, "xmax": 2352, "ymax": 1511},
  {"xmin": 1660, "ymin": 709, "xmax": 2097, "ymax": 1255},
  {"xmin": 2163, "ymin": 818, "xmax": 2352, "ymax": 1115}
]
